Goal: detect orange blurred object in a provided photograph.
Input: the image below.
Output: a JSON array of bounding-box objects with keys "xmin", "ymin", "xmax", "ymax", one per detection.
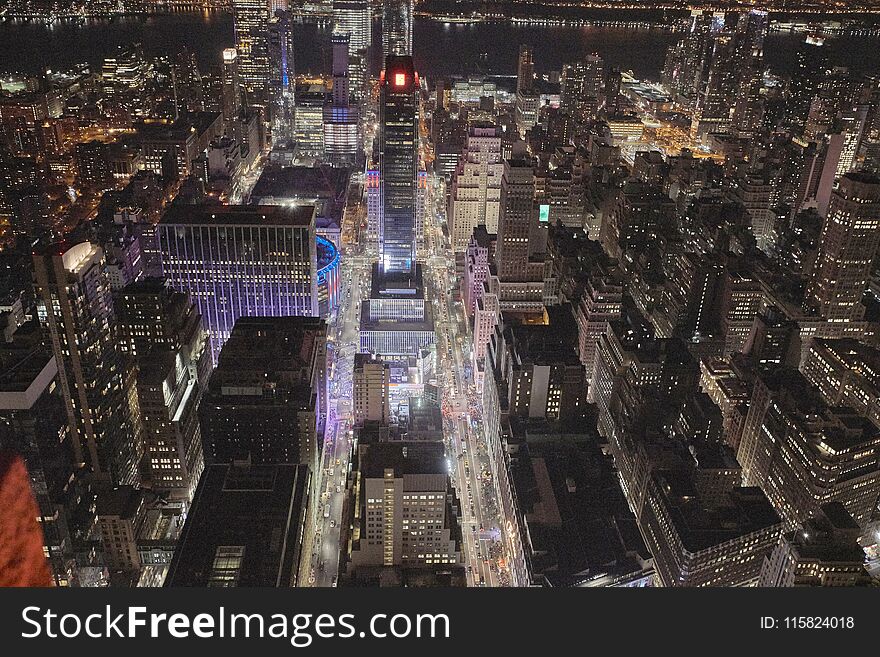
[{"xmin": 0, "ymin": 451, "xmax": 53, "ymax": 587}]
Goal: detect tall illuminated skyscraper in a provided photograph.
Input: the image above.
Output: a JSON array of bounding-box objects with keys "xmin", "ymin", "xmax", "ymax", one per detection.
[
  {"xmin": 232, "ymin": 0, "xmax": 271, "ymax": 111},
  {"xmin": 786, "ymin": 34, "xmax": 829, "ymax": 136},
  {"xmin": 382, "ymin": 0, "xmax": 413, "ymax": 61},
  {"xmin": 378, "ymin": 55, "xmax": 419, "ymax": 276},
  {"xmin": 333, "ymin": 0, "xmax": 371, "ymax": 102},
  {"xmin": 269, "ymin": 10, "xmax": 296, "ymax": 144},
  {"xmin": 324, "ymin": 32, "xmax": 361, "ymax": 165},
  {"xmin": 515, "ymin": 45, "xmax": 540, "ymax": 136},
  {"xmin": 805, "ymin": 172, "xmax": 880, "ymax": 322},
  {"xmin": 360, "ymin": 55, "xmax": 435, "ymax": 358},
  {"xmin": 221, "ymin": 48, "xmax": 242, "ymax": 141},
  {"xmin": 32, "ymin": 242, "xmax": 144, "ymax": 486},
  {"xmin": 333, "ymin": 0, "xmax": 371, "ymax": 53}
]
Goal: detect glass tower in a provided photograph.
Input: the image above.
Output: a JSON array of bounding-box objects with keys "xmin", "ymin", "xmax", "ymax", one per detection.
[{"xmin": 379, "ymin": 55, "xmax": 419, "ymax": 276}]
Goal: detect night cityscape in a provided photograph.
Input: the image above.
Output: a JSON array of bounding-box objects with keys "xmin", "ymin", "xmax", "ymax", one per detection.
[{"xmin": 2, "ymin": 0, "xmax": 880, "ymax": 596}]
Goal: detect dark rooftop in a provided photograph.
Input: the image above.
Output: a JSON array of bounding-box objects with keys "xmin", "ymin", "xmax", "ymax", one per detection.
[
  {"xmin": 359, "ymin": 441, "xmax": 447, "ymax": 479},
  {"xmin": 165, "ymin": 462, "xmax": 309, "ymax": 587},
  {"xmin": 160, "ymin": 203, "xmax": 316, "ymax": 227}
]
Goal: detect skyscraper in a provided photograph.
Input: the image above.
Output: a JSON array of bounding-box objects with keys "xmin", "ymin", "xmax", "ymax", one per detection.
[
  {"xmin": 382, "ymin": 0, "xmax": 413, "ymax": 61},
  {"xmin": 561, "ymin": 54, "xmax": 606, "ymax": 125},
  {"xmin": 333, "ymin": 0, "xmax": 371, "ymax": 52},
  {"xmin": 787, "ymin": 35, "xmax": 830, "ymax": 136},
  {"xmin": 494, "ymin": 156, "xmax": 545, "ymax": 312},
  {"xmin": 32, "ymin": 242, "xmax": 143, "ymax": 486},
  {"xmin": 165, "ymin": 461, "xmax": 310, "ymax": 587},
  {"xmin": 805, "ymin": 172, "xmax": 880, "ymax": 321},
  {"xmin": 116, "ymin": 279, "xmax": 212, "ymax": 503},
  {"xmin": 731, "ymin": 10, "xmax": 769, "ymax": 135},
  {"xmin": 662, "ymin": 10, "xmax": 721, "ymax": 109},
  {"xmin": 332, "ymin": 0, "xmax": 371, "ymax": 103},
  {"xmin": 378, "ymin": 55, "xmax": 419, "ymax": 276},
  {"xmin": 199, "ymin": 316, "xmax": 327, "ymax": 473},
  {"xmin": 360, "ymin": 55, "xmax": 435, "ymax": 358},
  {"xmin": 232, "ymin": 0, "xmax": 271, "ymax": 112},
  {"xmin": 324, "ymin": 32, "xmax": 361, "ymax": 165},
  {"xmin": 221, "ymin": 48, "xmax": 242, "ymax": 141},
  {"xmin": 737, "ymin": 369, "xmax": 880, "ymax": 531},
  {"xmin": 448, "ymin": 124, "xmax": 503, "ymax": 251},
  {"xmin": 515, "ymin": 45, "xmax": 540, "ymax": 136},
  {"xmin": 516, "ymin": 45, "xmax": 535, "ymax": 94},
  {"xmin": 353, "ymin": 353, "xmax": 391, "ymax": 426},
  {"xmin": 158, "ymin": 204, "xmax": 319, "ymax": 362},
  {"xmin": 495, "ymin": 156, "xmax": 536, "ymax": 283},
  {"xmin": 268, "ymin": 10, "xmax": 296, "ymax": 144}
]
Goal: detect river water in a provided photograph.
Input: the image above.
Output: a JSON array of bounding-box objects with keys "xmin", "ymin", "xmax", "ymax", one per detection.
[{"xmin": 1, "ymin": 11, "xmax": 879, "ymax": 81}]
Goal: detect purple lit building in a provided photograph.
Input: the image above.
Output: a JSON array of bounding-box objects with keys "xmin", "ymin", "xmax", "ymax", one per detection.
[{"xmin": 158, "ymin": 204, "xmax": 319, "ymax": 362}]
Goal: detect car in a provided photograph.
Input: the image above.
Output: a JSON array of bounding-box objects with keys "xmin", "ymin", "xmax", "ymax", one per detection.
[
  {"xmin": 330, "ymin": 519, "xmax": 336, "ymax": 528},
  {"xmin": 335, "ymin": 485, "xmax": 341, "ymax": 493},
  {"xmin": 331, "ymin": 575, "xmax": 338, "ymax": 587}
]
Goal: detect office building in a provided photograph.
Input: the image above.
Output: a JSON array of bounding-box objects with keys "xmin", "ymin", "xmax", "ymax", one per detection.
[
  {"xmin": 561, "ymin": 54, "xmax": 606, "ymax": 125},
  {"xmin": 448, "ymin": 125, "xmax": 503, "ymax": 251},
  {"xmin": 738, "ymin": 369, "xmax": 880, "ymax": 530},
  {"xmin": 33, "ymin": 242, "xmax": 143, "ymax": 486},
  {"xmin": 360, "ymin": 265, "xmax": 435, "ymax": 357},
  {"xmin": 294, "ymin": 82, "xmax": 328, "ymax": 160},
  {"xmin": 759, "ymin": 502, "xmax": 870, "ymax": 587},
  {"xmin": 333, "ymin": 0, "xmax": 371, "ymax": 53},
  {"xmin": 232, "ymin": 0, "xmax": 271, "ymax": 111},
  {"xmin": 349, "ymin": 440, "xmax": 462, "ymax": 569},
  {"xmin": 786, "ymin": 34, "xmax": 829, "ymax": 136},
  {"xmin": 382, "ymin": 0, "xmax": 413, "ymax": 61},
  {"xmin": 158, "ymin": 204, "xmax": 319, "ymax": 362},
  {"xmin": 805, "ymin": 172, "xmax": 880, "ymax": 322},
  {"xmin": 495, "ymin": 156, "xmax": 544, "ymax": 311},
  {"xmin": 268, "ymin": 11, "xmax": 296, "ymax": 144},
  {"xmin": 116, "ymin": 279, "xmax": 212, "ymax": 502},
  {"xmin": 575, "ymin": 278, "xmax": 623, "ymax": 399},
  {"xmin": 354, "ymin": 353, "xmax": 391, "ymax": 426},
  {"xmin": 378, "ymin": 55, "xmax": 419, "ymax": 276},
  {"xmin": 75, "ymin": 140, "xmax": 113, "ymax": 190},
  {"xmin": 137, "ymin": 113, "xmax": 223, "ymax": 180},
  {"xmin": 332, "ymin": 0, "xmax": 370, "ymax": 101},
  {"xmin": 221, "ymin": 48, "xmax": 242, "ymax": 141},
  {"xmin": 463, "ymin": 226, "xmax": 494, "ymax": 317},
  {"xmin": 501, "ymin": 306, "xmax": 587, "ymax": 421},
  {"xmin": 199, "ymin": 316, "xmax": 327, "ymax": 474},
  {"xmin": 800, "ymin": 339, "xmax": 880, "ymax": 428},
  {"xmin": 95, "ymin": 486, "xmax": 147, "ymax": 574},
  {"xmin": 249, "ymin": 164, "xmax": 351, "ymax": 246},
  {"xmin": 323, "ymin": 32, "xmax": 361, "ymax": 166},
  {"xmin": 359, "ymin": 56, "xmax": 435, "ymax": 357},
  {"xmin": 640, "ymin": 468, "xmax": 781, "ymax": 587}
]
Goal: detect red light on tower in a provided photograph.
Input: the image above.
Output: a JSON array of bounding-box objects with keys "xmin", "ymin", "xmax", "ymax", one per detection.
[{"xmin": 394, "ymin": 72, "xmax": 406, "ymax": 87}]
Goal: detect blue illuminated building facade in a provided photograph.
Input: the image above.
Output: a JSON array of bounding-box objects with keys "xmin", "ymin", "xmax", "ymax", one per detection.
[{"xmin": 316, "ymin": 235, "xmax": 340, "ymax": 317}]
